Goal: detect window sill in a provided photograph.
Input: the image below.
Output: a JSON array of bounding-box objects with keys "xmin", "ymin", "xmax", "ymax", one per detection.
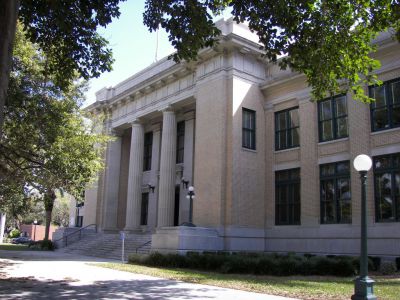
[
  {"xmin": 318, "ymin": 137, "xmax": 349, "ymax": 145},
  {"xmin": 371, "ymin": 127, "xmax": 400, "ymax": 136},
  {"xmin": 274, "ymin": 146, "xmax": 300, "ymax": 154},
  {"xmin": 242, "ymin": 147, "xmax": 257, "ymax": 153}
]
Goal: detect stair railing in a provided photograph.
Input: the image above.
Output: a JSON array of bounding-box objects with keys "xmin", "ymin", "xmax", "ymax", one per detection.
[
  {"xmin": 54, "ymin": 224, "xmax": 97, "ymax": 247},
  {"xmin": 135, "ymin": 240, "xmax": 151, "ymax": 253}
]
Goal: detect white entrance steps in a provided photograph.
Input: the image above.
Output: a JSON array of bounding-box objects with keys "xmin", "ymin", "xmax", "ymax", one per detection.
[{"xmin": 55, "ymin": 230, "xmax": 152, "ymax": 260}]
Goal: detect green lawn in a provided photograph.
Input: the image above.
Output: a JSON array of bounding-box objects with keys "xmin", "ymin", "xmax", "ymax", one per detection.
[
  {"xmin": 0, "ymin": 244, "xmax": 30, "ymax": 251},
  {"xmin": 96, "ymin": 262, "xmax": 400, "ymax": 300}
]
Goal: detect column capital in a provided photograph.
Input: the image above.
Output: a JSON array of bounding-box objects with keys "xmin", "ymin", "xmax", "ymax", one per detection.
[
  {"xmin": 151, "ymin": 122, "xmax": 162, "ymax": 132},
  {"xmin": 130, "ymin": 118, "xmax": 143, "ymax": 126},
  {"xmin": 159, "ymin": 105, "xmax": 175, "ymax": 114},
  {"xmin": 107, "ymin": 128, "xmax": 122, "ymax": 137},
  {"xmin": 184, "ymin": 110, "xmax": 195, "ymax": 121}
]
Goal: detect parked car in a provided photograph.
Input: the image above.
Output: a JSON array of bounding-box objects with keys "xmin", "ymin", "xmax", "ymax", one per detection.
[{"xmin": 11, "ymin": 237, "xmax": 32, "ymax": 244}]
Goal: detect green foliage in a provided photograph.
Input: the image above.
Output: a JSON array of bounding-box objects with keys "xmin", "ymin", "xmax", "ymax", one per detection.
[
  {"xmin": 379, "ymin": 261, "xmax": 397, "ymax": 275},
  {"xmin": 29, "ymin": 239, "xmax": 55, "ymax": 251},
  {"xmin": 128, "ymin": 252, "xmax": 358, "ymax": 277},
  {"xmin": 144, "ymin": 0, "xmax": 400, "ymax": 102},
  {"xmin": 9, "ymin": 229, "xmax": 20, "ymax": 238},
  {"xmin": 0, "ymin": 25, "xmax": 109, "ymax": 240},
  {"xmin": 17, "ymin": 1, "xmax": 125, "ymax": 88}
]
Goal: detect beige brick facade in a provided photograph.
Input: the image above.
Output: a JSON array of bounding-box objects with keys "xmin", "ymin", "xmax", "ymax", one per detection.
[{"xmin": 83, "ymin": 19, "xmax": 400, "ymax": 256}]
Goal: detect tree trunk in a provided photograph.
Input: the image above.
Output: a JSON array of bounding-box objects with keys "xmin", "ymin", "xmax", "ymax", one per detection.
[
  {"xmin": 44, "ymin": 191, "xmax": 56, "ymax": 241},
  {"xmin": 0, "ymin": 0, "xmax": 20, "ymax": 139}
]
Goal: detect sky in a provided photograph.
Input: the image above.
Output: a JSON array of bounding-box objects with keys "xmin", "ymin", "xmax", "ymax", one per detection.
[{"xmin": 84, "ymin": 1, "xmax": 175, "ymax": 106}]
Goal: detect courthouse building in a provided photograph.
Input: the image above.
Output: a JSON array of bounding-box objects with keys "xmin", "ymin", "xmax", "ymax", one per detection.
[{"xmin": 84, "ymin": 18, "xmax": 400, "ymax": 257}]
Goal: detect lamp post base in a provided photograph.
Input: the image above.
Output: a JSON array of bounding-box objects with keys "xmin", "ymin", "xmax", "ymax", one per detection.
[{"xmin": 351, "ymin": 276, "xmax": 377, "ymax": 300}]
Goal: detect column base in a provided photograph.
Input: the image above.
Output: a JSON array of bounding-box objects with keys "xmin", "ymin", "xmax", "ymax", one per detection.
[
  {"xmin": 351, "ymin": 276, "xmax": 377, "ymax": 300},
  {"xmin": 151, "ymin": 226, "xmax": 223, "ymax": 254}
]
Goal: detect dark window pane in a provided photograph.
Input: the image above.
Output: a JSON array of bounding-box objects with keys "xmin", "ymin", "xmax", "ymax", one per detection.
[
  {"xmin": 276, "ymin": 169, "xmax": 300, "ymax": 225},
  {"xmin": 291, "ymin": 128, "xmax": 300, "ymax": 147},
  {"xmin": 320, "ymin": 101, "xmax": 332, "ymax": 120},
  {"xmin": 392, "ymin": 106, "xmax": 400, "ymax": 126},
  {"xmin": 338, "ymin": 199, "xmax": 352, "ymax": 223},
  {"xmin": 373, "ymin": 108, "xmax": 389, "ymax": 129},
  {"xmin": 278, "ymin": 131, "xmax": 287, "ymax": 150},
  {"xmin": 143, "ymin": 132, "xmax": 153, "ymax": 171},
  {"xmin": 336, "ymin": 162, "xmax": 350, "ymax": 174},
  {"xmin": 140, "ymin": 193, "xmax": 149, "ymax": 225},
  {"xmin": 335, "ymin": 96, "xmax": 347, "ymax": 116},
  {"xmin": 290, "ymin": 109, "xmax": 299, "ymax": 127},
  {"xmin": 390, "ymin": 81, "xmax": 400, "ymax": 104},
  {"xmin": 277, "ymin": 112, "xmax": 287, "ymax": 130},
  {"xmin": 375, "ymin": 156, "xmax": 391, "ymax": 169},
  {"xmin": 372, "ymin": 86, "xmax": 386, "ymax": 107},
  {"xmin": 321, "ymin": 120, "xmax": 333, "ymax": 141},
  {"xmin": 336, "ymin": 117, "xmax": 348, "ymax": 138},
  {"xmin": 321, "ymin": 164, "xmax": 335, "ymax": 176},
  {"xmin": 243, "ymin": 109, "xmax": 256, "ymax": 150},
  {"xmin": 375, "ymin": 173, "xmax": 394, "ymax": 221}
]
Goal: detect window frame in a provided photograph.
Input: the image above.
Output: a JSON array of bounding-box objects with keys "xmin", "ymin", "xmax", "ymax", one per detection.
[
  {"xmin": 143, "ymin": 131, "xmax": 153, "ymax": 171},
  {"xmin": 140, "ymin": 192, "xmax": 149, "ymax": 226},
  {"xmin": 318, "ymin": 94, "xmax": 348, "ymax": 142},
  {"xmin": 275, "ymin": 107, "xmax": 300, "ymax": 151},
  {"xmin": 242, "ymin": 108, "xmax": 256, "ymax": 150},
  {"xmin": 319, "ymin": 161, "xmax": 352, "ymax": 224},
  {"xmin": 373, "ymin": 153, "xmax": 400, "ymax": 222},
  {"xmin": 176, "ymin": 121, "xmax": 185, "ymax": 164},
  {"xmin": 275, "ymin": 168, "xmax": 301, "ymax": 225},
  {"xmin": 370, "ymin": 77, "xmax": 400, "ymax": 132}
]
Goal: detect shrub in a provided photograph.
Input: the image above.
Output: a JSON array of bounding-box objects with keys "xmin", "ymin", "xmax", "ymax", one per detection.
[
  {"xmin": 379, "ymin": 261, "xmax": 397, "ymax": 275},
  {"xmin": 396, "ymin": 257, "xmax": 400, "ymax": 271},
  {"xmin": 28, "ymin": 240, "xmax": 55, "ymax": 250},
  {"xmin": 368, "ymin": 256, "xmax": 381, "ymax": 271},
  {"xmin": 9, "ymin": 229, "xmax": 20, "ymax": 238},
  {"xmin": 127, "ymin": 252, "xmax": 360, "ymax": 277}
]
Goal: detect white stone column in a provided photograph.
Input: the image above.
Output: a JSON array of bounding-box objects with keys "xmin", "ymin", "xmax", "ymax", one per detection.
[
  {"xmin": 125, "ymin": 120, "xmax": 144, "ymax": 231},
  {"xmin": 157, "ymin": 108, "xmax": 177, "ymax": 227},
  {"xmin": 102, "ymin": 131, "xmax": 122, "ymax": 231}
]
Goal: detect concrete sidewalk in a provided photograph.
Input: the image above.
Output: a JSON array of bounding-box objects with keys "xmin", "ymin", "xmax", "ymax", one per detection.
[{"xmin": 0, "ymin": 249, "xmax": 299, "ymax": 300}]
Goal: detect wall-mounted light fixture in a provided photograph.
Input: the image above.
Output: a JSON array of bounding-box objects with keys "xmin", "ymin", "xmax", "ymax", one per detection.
[
  {"xmin": 148, "ymin": 183, "xmax": 155, "ymax": 193},
  {"xmin": 181, "ymin": 177, "xmax": 189, "ymax": 189}
]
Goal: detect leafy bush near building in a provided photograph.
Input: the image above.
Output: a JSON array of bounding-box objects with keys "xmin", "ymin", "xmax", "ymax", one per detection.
[
  {"xmin": 9, "ymin": 229, "xmax": 20, "ymax": 238},
  {"xmin": 28, "ymin": 240, "xmax": 55, "ymax": 251},
  {"xmin": 379, "ymin": 261, "xmax": 397, "ymax": 275},
  {"xmin": 128, "ymin": 252, "xmax": 367, "ymax": 277}
]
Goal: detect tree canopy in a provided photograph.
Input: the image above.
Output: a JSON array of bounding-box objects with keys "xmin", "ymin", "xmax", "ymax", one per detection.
[
  {"xmin": 0, "ymin": 25, "xmax": 109, "ymax": 239},
  {"xmin": 0, "ymin": 0, "xmax": 125, "ymax": 137},
  {"xmin": 144, "ymin": 0, "xmax": 400, "ymax": 102}
]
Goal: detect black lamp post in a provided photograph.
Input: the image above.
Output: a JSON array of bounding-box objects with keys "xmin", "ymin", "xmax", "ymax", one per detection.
[
  {"xmin": 182, "ymin": 186, "xmax": 195, "ymax": 227},
  {"xmin": 352, "ymin": 154, "xmax": 377, "ymax": 300},
  {"xmin": 33, "ymin": 219, "xmax": 37, "ymax": 241}
]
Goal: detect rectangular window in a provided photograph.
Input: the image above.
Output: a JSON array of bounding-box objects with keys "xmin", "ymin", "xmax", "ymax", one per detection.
[
  {"xmin": 140, "ymin": 193, "xmax": 149, "ymax": 226},
  {"xmin": 176, "ymin": 121, "xmax": 185, "ymax": 163},
  {"xmin": 242, "ymin": 108, "xmax": 256, "ymax": 150},
  {"xmin": 275, "ymin": 108, "xmax": 299, "ymax": 150},
  {"xmin": 320, "ymin": 161, "xmax": 351, "ymax": 224},
  {"xmin": 370, "ymin": 78, "xmax": 400, "ymax": 131},
  {"xmin": 318, "ymin": 95, "xmax": 348, "ymax": 142},
  {"xmin": 143, "ymin": 132, "xmax": 153, "ymax": 171},
  {"xmin": 374, "ymin": 153, "xmax": 400, "ymax": 222},
  {"xmin": 275, "ymin": 168, "xmax": 301, "ymax": 225}
]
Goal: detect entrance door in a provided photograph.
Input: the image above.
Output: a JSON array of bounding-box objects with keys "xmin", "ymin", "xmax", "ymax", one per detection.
[{"xmin": 174, "ymin": 186, "xmax": 180, "ymax": 226}]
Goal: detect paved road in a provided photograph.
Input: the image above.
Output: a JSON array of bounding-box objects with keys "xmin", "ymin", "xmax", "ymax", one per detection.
[{"xmin": 0, "ymin": 249, "xmax": 298, "ymax": 300}]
